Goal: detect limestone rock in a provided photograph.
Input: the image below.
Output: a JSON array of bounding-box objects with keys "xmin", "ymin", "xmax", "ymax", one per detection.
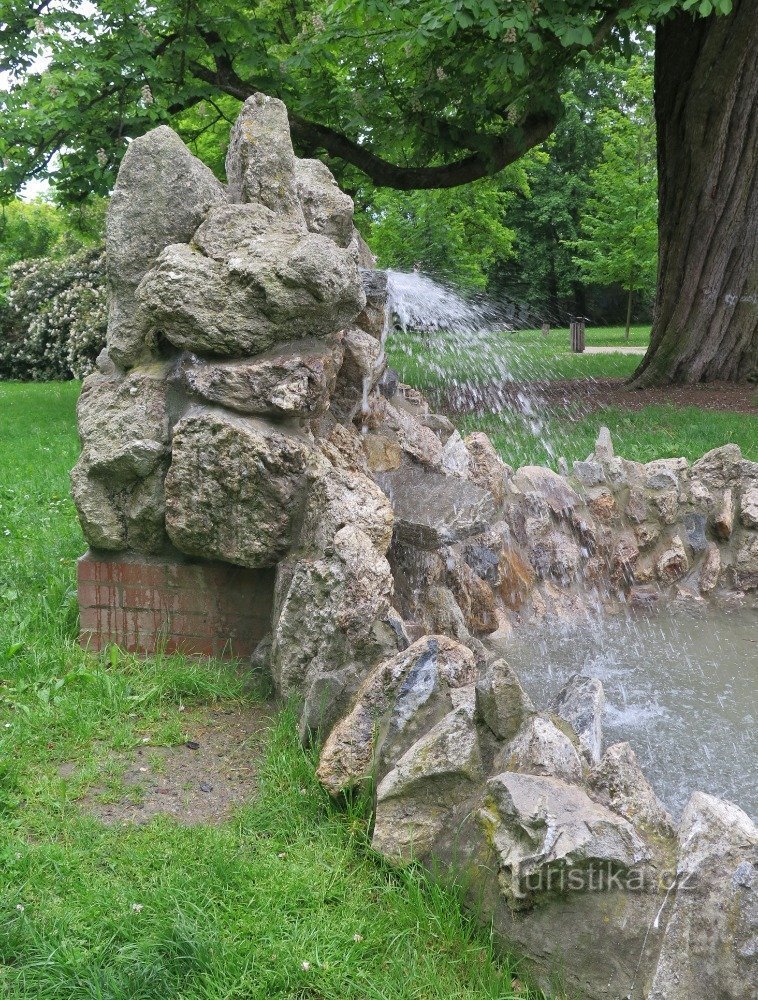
[
  {"xmin": 475, "ymin": 659, "xmax": 534, "ymax": 741},
  {"xmin": 225, "ymin": 93, "xmax": 304, "ymax": 224},
  {"xmin": 512, "ymin": 465, "xmax": 581, "ymax": 516},
  {"xmin": 464, "ymin": 432, "xmax": 511, "ymax": 505},
  {"xmin": 497, "ymin": 716, "xmax": 583, "ymax": 782},
  {"xmin": 649, "ymin": 793, "xmax": 757, "ymax": 1000},
  {"xmin": 589, "ymin": 742, "xmax": 675, "ymax": 838},
  {"xmin": 734, "ymin": 530, "xmax": 758, "ymax": 590},
  {"xmin": 165, "ymin": 407, "xmax": 310, "ymax": 567},
  {"xmin": 478, "ymin": 772, "xmax": 652, "ymax": 907},
  {"xmin": 317, "ymin": 635, "xmax": 476, "ymax": 796},
  {"xmin": 70, "ymin": 460, "xmax": 128, "ymax": 551},
  {"xmin": 137, "ymin": 234, "xmax": 365, "ymax": 356},
  {"xmin": 177, "ymin": 339, "xmax": 342, "ymax": 416},
  {"xmin": 573, "ymin": 459, "xmax": 605, "ymax": 487},
  {"xmin": 295, "ymin": 158, "xmax": 355, "ymax": 247},
  {"xmin": 656, "ymin": 535, "xmax": 689, "ymax": 582},
  {"xmin": 699, "ymin": 541, "xmax": 722, "ymax": 593},
  {"xmin": 446, "ymin": 556, "xmax": 498, "ymax": 635},
  {"xmin": 384, "ymin": 402, "xmax": 443, "ymax": 468},
  {"xmin": 586, "ymin": 488, "xmax": 616, "ymax": 523},
  {"xmin": 440, "ymin": 430, "xmax": 470, "ymax": 478},
  {"xmin": 192, "ymin": 202, "xmax": 283, "ymax": 260},
  {"xmin": 76, "ymin": 366, "xmax": 170, "ymax": 482},
  {"xmin": 375, "ymin": 466, "xmax": 497, "ymax": 549},
  {"xmin": 691, "ymin": 443, "xmax": 743, "ymax": 490},
  {"xmin": 331, "ymin": 325, "xmax": 384, "ymax": 418},
  {"xmin": 713, "ymin": 487, "xmax": 734, "ymax": 539},
  {"xmin": 106, "ymin": 125, "xmax": 226, "ymax": 369},
  {"xmin": 529, "ymin": 530, "xmax": 581, "ymax": 583},
  {"xmin": 682, "ymin": 511, "xmax": 708, "ymax": 553},
  {"xmin": 271, "ymin": 524, "xmax": 394, "ymax": 727},
  {"xmin": 362, "ymin": 432, "xmax": 402, "ymax": 472},
  {"xmin": 373, "ymin": 702, "xmax": 483, "ymax": 861},
  {"xmin": 594, "ymin": 425, "xmax": 614, "ymax": 461},
  {"xmin": 550, "ymin": 674, "xmax": 604, "ymax": 765},
  {"xmin": 355, "ymin": 269, "xmax": 388, "ymax": 340},
  {"xmin": 644, "ymin": 457, "xmax": 688, "ymax": 491},
  {"xmin": 498, "ymin": 546, "xmax": 536, "ymax": 609},
  {"xmin": 740, "ymin": 485, "xmax": 758, "ymax": 528},
  {"xmin": 297, "ymin": 453, "xmax": 394, "ymax": 555}
]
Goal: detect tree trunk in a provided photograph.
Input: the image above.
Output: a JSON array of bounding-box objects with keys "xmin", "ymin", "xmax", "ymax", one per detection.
[{"xmin": 629, "ymin": 0, "xmax": 758, "ymax": 387}]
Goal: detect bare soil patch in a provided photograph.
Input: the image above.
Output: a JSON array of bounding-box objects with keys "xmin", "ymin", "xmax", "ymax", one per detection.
[
  {"xmin": 67, "ymin": 702, "xmax": 273, "ymax": 826},
  {"xmin": 439, "ymin": 377, "xmax": 757, "ymax": 417}
]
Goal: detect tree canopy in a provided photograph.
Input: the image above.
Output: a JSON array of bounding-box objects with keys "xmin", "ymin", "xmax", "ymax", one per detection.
[{"xmin": 0, "ymin": 0, "xmax": 734, "ymax": 202}]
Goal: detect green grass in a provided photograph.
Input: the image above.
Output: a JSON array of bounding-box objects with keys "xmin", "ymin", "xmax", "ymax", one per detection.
[
  {"xmin": 0, "ymin": 381, "xmax": 536, "ymax": 999},
  {"xmin": 386, "ymin": 325, "xmax": 650, "ymax": 388},
  {"xmin": 386, "ymin": 324, "xmax": 757, "ymax": 468}
]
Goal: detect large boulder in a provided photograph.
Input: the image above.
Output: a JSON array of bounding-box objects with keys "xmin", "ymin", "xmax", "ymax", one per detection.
[
  {"xmin": 317, "ymin": 635, "xmax": 476, "ymax": 796},
  {"xmin": 550, "ymin": 674, "xmax": 605, "ymax": 765},
  {"xmin": 106, "ymin": 126, "xmax": 225, "ymax": 369},
  {"xmin": 649, "ymin": 792, "xmax": 757, "ymax": 1000},
  {"xmin": 295, "ymin": 158, "xmax": 355, "ymax": 247},
  {"xmin": 589, "ymin": 742, "xmax": 675, "ymax": 838},
  {"xmin": 165, "ymin": 407, "xmax": 311, "ymax": 567},
  {"xmin": 176, "ymin": 339, "xmax": 342, "ymax": 417},
  {"xmin": 137, "ymin": 233, "xmax": 365, "ymax": 356},
  {"xmin": 225, "ymin": 93, "xmax": 304, "ymax": 224}
]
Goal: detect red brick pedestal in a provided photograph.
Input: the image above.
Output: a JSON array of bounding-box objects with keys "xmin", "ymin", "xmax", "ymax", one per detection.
[{"xmin": 77, "ymin": 552, "xmax": 275, "ymax": 658}]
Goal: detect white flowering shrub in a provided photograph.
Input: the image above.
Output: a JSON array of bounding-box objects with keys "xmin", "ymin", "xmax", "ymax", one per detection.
[{"xmin": 0, "ymin": 247, "xmax": 107, "ymax": 380}]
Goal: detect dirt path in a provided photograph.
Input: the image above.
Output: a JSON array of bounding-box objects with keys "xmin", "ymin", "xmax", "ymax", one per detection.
[{"xmin": 438, "ymin": 377, "xmax": 757, "ymax": 417}]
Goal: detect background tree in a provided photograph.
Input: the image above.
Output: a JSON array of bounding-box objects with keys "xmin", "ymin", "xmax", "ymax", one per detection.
[
  {"xmin": 569, "ymin": 60, "xmax": 657, "ymax": 338},
  {"xmin": 1, "ymin": 0, "xmax": 753, "ymax": 383}
]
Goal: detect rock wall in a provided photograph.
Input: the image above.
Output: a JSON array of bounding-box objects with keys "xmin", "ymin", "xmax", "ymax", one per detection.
[{"xmin": 73, "ymin": 94, "xmax": 756, "ymax": 1000}]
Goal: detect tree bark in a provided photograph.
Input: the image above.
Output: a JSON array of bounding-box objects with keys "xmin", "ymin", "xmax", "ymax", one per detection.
[{"xmin": 629, "ymin": 0, "xmax": 758, "ymax": 387}]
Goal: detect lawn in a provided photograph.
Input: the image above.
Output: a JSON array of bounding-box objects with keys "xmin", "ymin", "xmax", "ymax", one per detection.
[
  {"xmin": 386, "ymin": 325, "xmax": 757, "ymax": 468},
  {"xmin": 0, "ymin": 382, "xmax": 536, "ymax": 999}
]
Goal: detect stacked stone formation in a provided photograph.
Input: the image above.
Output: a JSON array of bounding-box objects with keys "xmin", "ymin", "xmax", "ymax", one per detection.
[{"xmin": 72, "ymin": 94, "xmax": 757, "ymax": 1000}]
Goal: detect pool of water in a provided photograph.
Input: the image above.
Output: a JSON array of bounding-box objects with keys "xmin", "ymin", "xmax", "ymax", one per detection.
[{"xmin": 496, "ymin": 607, "xmax": 757, "ymax": 820}]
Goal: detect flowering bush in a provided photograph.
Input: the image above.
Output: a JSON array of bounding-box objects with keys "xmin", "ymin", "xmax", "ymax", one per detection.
[{"xmin": 0, "ymin": 246, "xmax": 107, "ymax": 380}]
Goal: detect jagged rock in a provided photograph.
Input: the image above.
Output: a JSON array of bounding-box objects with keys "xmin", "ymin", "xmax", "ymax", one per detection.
[
  {"xmin": 355, "ymin": 269, "xmax": 388, "ymax": 339},
  {"xmin": 586, "ymin": 488, "xmax": 617, "ymax": 523},
  {"xmin": 375, "ymin": 466, "xmax": 497, "ymax": 549},
  {"xmin": 75, "ymin": 366, "xmax": 170, "ymax": 482},
  {"xmin": 177, "ymin": 339, "xmax": 342, "ymax": 416},
  {"xmin": 317, "ymin": 635, "xmax": 476, "ymax": 796},
  {"xmin": 464, "ymin": 432, "xmax": 511, "ymax": 505},
  {"xmin": 165, "ymin": 407, "xmax": 310, "ymax": 567},
  {"xmin": 573, "ymin": 459, "xmax": 605, "ymax": 487},
  {"xmin": 446, "ymin": 556, "xmax": 498, "ymax": 635},
  {"xmin": 682, "ymin": 511, "xmax": 708, "ymax": 552},
  {"xmin": 297, "ymin": 452, "xmax": 394, "ymax": 555},
  {"xmin": 589, "ymin": 742, "xmax": 675, "ymax": 838},
  {"xmin": 740, "ymin": 485, "xmax": 758, "ymax": 528},
  {"xmin": 106, "ymin": 125, "xmax": 225, "ymax": 369},
  {"xmin": 550, "ymin": 674, "xmax": 604, "ymax": 765},
  {"xmin": 317, "ymin": 421, "xmax": 369, "ymax": 474},
  {"xmin": 421, "ymin": 413, "xmax": 456, "ymax": 443},
  {"xmin": 225, "ymin": 93, "xmax": 304, "ymax": 224},
  {"xmin": 295, "ymin": 158, "xmax": 355, "ymax": 247},
  {"xmin": 498, "ymin": 546, "xmax": 536, "ymax": 609},
  {"xmin": 691, "ymin": 443, "xmax": 743, "ymax": 489},
  {"xmin": 714, "ymin": 487, "xmax": 734, "ymax": 539},
  {"xmin": 529, "ymin": 529, "xmax": 581, "ymax": 583},
  {"xmin": 496, "ymin": 716, "xmax": 583, "ymax": 782},
  {"xmin": 383, "ymin": 402, "xmax": 443, "ymax": 468},
  {"xmin": 594, "ymin": 425, "xmax": 614, "ymax": 461},
  {"xmin": 512, "ymin": 465, "xmax": 581, "ymax": 516},
  {"xmin": 70, "ymin": 461, "xmax": 128, "ymax": 551},
  {"xmin": 656, "ymin": 534, "xmax": 689, "ymax": 582},
  {"xmin": 477, "ymin": 773, "xmax": 652, "ymax": 907},
  {"xmin": 271, "ymin": 524, "xmax": 394, "ymax": 730},
  {"xmin": 137, "ymin": 234, "xmax": 365, "ymax": 356},
  {"xmin": 475, "ymin": 659, "xmax": 535, "ymax": 741},
  {"xmin": 644, "ymin": 457, "xmax": 688, "ymax": 491},
  {"xmin": 192, "ymin": 202, "xmax": 283, "ymax": 260},
  {"xmin": 698, "ymin": 541, "xmax": 722, "ymax": 592},
  {"xmin": 440, "ymin": 431, "xmax": 470, "ymax": 478},
  {"xmin": 649, "ymin": 793, "xmax": 757, "ymax": 1000},
  {"xmin": 734, "ymin": 530, "xmax": 758, "ymax": 589},
  {"xmin": 635, "ymin": 521, "xmax": 662, "ymax": 548},
  {"xmin": 611, "ymin": 531, "xmax": 640, "ymax": 582},
  {"xmin": 625, "ymin": 488, "xmax": 649, "ymax": 524},
  {"xmin": 362, "ymin": 432, "xmax": 403, "ymax": 472},
  {"xmin": 331, "ymin": 325, "xmax": 384, "ymax": 418},
  {"xmin": 373, "ymin": 701, "xmax": 482, "ymax": 861}
]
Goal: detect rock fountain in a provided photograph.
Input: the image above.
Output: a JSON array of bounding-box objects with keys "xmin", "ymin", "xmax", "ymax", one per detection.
[{"xmin": 72, "ymin": 93, "xmax": 756, "ymax": 1000}]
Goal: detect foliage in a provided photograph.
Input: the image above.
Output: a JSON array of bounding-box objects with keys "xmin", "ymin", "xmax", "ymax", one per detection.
[
  {"xmin": 365, "ymin": 171, "xmax": 525, "ymax": 288},
  {"xmin": 568, "ymin": 60, "xmax": 657, "ymax": 334},
  {"xmin": 0, "ymin": 247, "xmax": 106, "ymax": 380},
  {"xmin": 0, "ymin": 1, "xmax": 735, "ymax": 200},
  {"xmin": 0, "ymin": 380, "xmax": 539, "ymax": 999}
]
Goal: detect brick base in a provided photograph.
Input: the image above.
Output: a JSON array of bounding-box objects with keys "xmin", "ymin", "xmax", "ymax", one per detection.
[{"xmin": 78, "ymin": 551, "xmax": 275, "ymax": 658}]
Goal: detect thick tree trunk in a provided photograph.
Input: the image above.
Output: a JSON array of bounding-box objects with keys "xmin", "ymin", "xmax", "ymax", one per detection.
[{"xmin": 629, "ymin": 0, "xmax": 758, "ymax": 387}]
